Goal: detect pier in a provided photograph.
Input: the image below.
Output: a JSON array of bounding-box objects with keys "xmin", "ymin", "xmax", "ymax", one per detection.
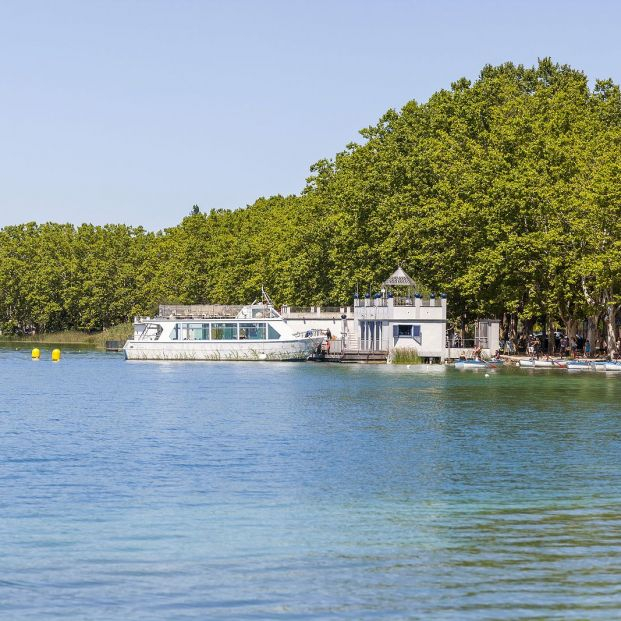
[{"xmin": 309, "ymin": 339, "xmax": 388, "ymax": 363}]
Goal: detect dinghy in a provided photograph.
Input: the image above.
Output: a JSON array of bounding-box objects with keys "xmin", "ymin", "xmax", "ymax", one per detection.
[
  {"xmin": 454, "ymin": 359, "xmax": 488, "ymax": 369},
  {"xmin": 518, "ymin": 358, "xmax": 565, "ymax": 368},
  {"xmin": 566, "ymin": 360, "xmax": 593, "ymax": 371}
]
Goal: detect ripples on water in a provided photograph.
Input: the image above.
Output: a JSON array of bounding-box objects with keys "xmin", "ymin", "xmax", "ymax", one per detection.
[{"xmin": 1, "ymin": 349, "xmax": 620, "ymax": 619}]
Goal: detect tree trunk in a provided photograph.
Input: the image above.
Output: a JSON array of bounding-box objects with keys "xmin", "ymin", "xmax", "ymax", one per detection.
[
  {"xmin": 565, "ymin": 318, "xmax": 578, "ymax": 342},
  {"xmin": 501, "ymin": 312, "xmax": 509, "ymax": 342},
  {"xmin": 605, "ymin": 304, "xmax": 619, "ymax": 359},
  {"xmin": 510, "ymin": 313, "xmax": 519, "ymax": 351},
  {"xmin": 586, "ymin": 313, "xmax": 600, "ymax": 355}
]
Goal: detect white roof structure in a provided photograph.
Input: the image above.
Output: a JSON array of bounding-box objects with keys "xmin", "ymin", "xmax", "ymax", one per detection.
[{"xmin": 382, "ymin": 267, "xmax": 416, "ymax": 288}]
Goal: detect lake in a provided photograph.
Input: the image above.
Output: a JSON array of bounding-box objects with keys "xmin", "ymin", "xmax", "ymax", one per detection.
[{"xmin": 1, "ymin": 348, "xmax": 620, "ymax": 619}]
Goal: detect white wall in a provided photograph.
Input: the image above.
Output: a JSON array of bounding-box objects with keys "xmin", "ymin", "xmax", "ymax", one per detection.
[{"xmin": 391, "ymin": 321, "xmax": 446, "ymax": 358}]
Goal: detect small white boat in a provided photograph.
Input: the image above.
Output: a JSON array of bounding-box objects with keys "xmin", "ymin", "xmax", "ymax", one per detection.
[
  {"xmin": 518, "ymin": 358, "xmax": 566, "ymax": 368},
  {"xmin": 591, "ymin": 360, "xmax": 608, "ymax": 372},
  {"xmin": 566, "ymin": 360, "xmax": 593, "ymax": 371},
  {"xmin": 605, "ymin": 361, "xmax": 621, "ymax": 372},
  {"xmin": 454, "ymin": 359, "xmax": 488, "ymax": 369},
  {"xmin": 517, "ymin": 358, "xmax": 536, "ymax": 367},
  {"xmin": 487, "ymin": 358, "xmax": 505, "ymax": 367}
]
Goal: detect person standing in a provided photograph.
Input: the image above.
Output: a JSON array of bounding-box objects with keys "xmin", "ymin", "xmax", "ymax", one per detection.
[
  {"xmin": 584, "ymin": 339, "xmax": 591, "ymax": 358},
  {"xmin": 570, "ymin": 337, "xmax": 578, "ymax": 358}
]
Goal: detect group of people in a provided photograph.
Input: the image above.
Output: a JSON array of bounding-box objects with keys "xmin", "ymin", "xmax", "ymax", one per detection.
[{"xmin": 519, "ymin": 334, "xmax": 618, "ymax": 359}]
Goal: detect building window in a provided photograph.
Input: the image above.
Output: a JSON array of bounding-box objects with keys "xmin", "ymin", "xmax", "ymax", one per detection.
[
  {"xmin": 398, "ymin": 324, "xmax": 412, "ymax": 337},
  {"xmin": 396, "ymin": 324, "xmax": 421, "ymax": 339}
]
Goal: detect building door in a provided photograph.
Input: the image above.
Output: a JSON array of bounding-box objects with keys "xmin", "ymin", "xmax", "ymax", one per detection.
[{"xmin": 360, "ymin": 320, "xmax": 383, "ymax": 351}]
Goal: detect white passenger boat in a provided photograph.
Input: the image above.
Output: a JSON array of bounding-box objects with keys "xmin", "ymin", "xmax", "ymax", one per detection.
[{"xmin": 124, "ymin": 295, "xmax": 324, "ymax": 361}]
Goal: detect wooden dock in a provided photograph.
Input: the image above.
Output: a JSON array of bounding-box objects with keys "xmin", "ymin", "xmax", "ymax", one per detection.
[{"xmin": 309, "ymin": 350, "xmax": 388, "ymax": 363}]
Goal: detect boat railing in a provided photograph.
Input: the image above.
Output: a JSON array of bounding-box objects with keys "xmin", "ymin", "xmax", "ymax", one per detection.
[
  {"xmin": 325, "ymin": 339, "xmax": 344, "ymax": 354},
  {"xmin": 282, "ymin": 306, "xmax": 351, "ymax": 318},
  {"xmin": 156, "ymin": 304, "xmax": 244, "ymax": 319}
]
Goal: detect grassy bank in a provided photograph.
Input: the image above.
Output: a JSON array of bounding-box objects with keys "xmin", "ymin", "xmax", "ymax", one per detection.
[{"xmin": 0, "ymin": 323, "xmax": 132, "ymax": 348}]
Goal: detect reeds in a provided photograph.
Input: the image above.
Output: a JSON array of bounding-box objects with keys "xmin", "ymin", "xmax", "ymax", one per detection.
[
  {"xmin": 0, "ymin": 323, "xmax": 133, "ymax": 347},
  {"xmin": 389, "ymin": 348, "xmax": 422, "ymax": 364}
]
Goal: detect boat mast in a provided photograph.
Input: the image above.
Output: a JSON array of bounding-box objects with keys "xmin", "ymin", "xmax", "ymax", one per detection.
[{"xmin": 261, "ymin": 286, "xmax": 275, "ymax": 307}]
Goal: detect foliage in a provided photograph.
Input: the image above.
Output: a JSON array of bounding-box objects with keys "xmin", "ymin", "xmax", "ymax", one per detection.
[
  {"xmin": 0, "ymin": 323, "xmax": 132, "ymax": 346},
  {"xmin": 1, "ymin": 59, "xmax": 621, "ymax": 351}
]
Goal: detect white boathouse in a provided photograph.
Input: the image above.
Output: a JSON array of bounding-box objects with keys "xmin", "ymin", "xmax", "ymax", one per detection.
[{"xmin": 279, "ymin": 268, "xmax": 499, "ymax": 362}]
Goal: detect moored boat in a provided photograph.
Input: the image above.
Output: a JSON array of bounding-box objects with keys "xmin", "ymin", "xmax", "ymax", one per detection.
[
  {"xmin": 486, "ymin": 357, "xmax": 505, "ymax": 367},
  {"xmin": 454, "ymin": 359, "xmax": 488, "ymax": 369},
  {"xmin": 591, "ymin": 360, "xmax": 608, "ymax": 371},
  {"xmin": 517, "ymin": 358, "xmax": 536, "ymax": 368},
  {"xmin": 566, "ymin": 360, "xmax": 593, "ymax": 371},
  {"xmin": 123, "ymin": 293, "xmax": 324, "ymax": 361},
  {"xmin": 518, "ymin": 358, "xmax": 567, "ymax": 368}
]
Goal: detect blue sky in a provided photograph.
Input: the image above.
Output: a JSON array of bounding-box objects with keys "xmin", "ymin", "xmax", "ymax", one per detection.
[{"xmin": 1, "ymin": 0, "xmax": 620, "ymax": 230}]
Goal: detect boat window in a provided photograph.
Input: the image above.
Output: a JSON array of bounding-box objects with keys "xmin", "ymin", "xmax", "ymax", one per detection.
[
  {"xmin": 239, "ymin": 322, "xmax": 266, "ymax": 340},
  {"xmin": 139, "ymin": 324, "xmax": 164, "ymax": 341},
  {"xmin": 268, "ymin": 324, "xmax": 281, "ymax": 340},
  {"xmin": 170, "ymin": 324, "xmax": 180, "ymax": 340},
  {"xmin": 211, "ymin": 322, "xmax": 238, "ymax": 340},
  {"xmin": 183, "ymin": 323, "xmax": 210, "ymax": 340}
]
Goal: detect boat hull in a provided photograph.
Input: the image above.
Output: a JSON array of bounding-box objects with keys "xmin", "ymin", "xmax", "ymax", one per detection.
[
  {"xmin": 566, "ymin": 361, "xmax": 593, "ymax": 371},
  {"xmin": 605, "ymin": 362, "xmax": 621, "ymax": 372},
  {"xmin": 487, "ymin": 358, "xmax": 505, "ymax": 367},
  {"xmin": 124, "ymin": 337, "xmax": 324, "ymax": 361},
  {"xmin": 519, "ymin": 359, "xmax": 566, "ymax": 368},
  {"xmin": 454, "ymin": 360, "xmax": 488, "ymax": 369}
]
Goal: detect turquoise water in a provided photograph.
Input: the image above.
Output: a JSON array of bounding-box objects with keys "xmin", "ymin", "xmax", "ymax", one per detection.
[{"xmin": 1, "ymin": 349, "xmax": 621, "ymax": 619}]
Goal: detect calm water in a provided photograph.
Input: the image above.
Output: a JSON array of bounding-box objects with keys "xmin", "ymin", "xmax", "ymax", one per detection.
[{"xmin": 1, "ymin": 348, "xmax": 621, "ymax": 619}]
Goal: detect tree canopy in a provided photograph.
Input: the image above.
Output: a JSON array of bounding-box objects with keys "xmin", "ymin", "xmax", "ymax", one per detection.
[{"xmin": 2, "ymin": 59, "xmax": 621, "ymax": 349}]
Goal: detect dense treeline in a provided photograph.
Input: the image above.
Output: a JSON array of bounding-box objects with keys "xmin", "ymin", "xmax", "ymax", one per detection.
[{"xmin": 2, "ymin": 59, "xmax": 621, "ymax": 351}]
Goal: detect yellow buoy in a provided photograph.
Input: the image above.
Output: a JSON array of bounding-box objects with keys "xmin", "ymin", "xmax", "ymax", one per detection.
[
  {"xmin": 51, "ymin": 348, "xmax": 61, "ymax": 362},
  {"xmin": 32, "ymin": 348, "xmax": 40, "ymax": 359}
]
